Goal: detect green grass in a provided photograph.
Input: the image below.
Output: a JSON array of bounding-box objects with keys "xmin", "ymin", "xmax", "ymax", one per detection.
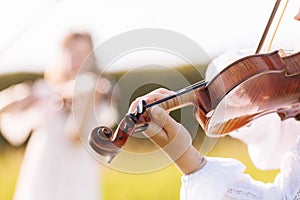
[
  {"xmin": 101, "ymin": 165, "xmax": 181, "ymax": 200},
  {"xmin": 207, "ymin": 136, "xmax": 279, "ymax": 183},
  {"xmin": 0, "ymin": 147, "xmax": 24, "ymax": 200}
]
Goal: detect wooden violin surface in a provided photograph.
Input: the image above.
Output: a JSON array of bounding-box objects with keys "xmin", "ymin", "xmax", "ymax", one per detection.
[{"xmin": 194, "ymin": 51, "xmax": 300, "ymax": 136}]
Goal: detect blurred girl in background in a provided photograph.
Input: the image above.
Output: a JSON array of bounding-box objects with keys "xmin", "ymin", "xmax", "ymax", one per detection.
[{"xmin": 0, "ymin": 32, "xmax": 117, "ymax": 200}]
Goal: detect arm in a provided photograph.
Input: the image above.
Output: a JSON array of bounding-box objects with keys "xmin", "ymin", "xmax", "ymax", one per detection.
[{"xmin": 0, "ymin": 83, "xmax": 38, "ymax": 146}]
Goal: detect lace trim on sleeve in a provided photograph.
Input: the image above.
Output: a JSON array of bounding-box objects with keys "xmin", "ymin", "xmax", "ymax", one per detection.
[
  {"xmin": 225, "ymin": 188, "xmax": 262, "ymax": 200},
  {"xmin": 223, "ymin": 175, "xmax": 265, "ymax": 200}
]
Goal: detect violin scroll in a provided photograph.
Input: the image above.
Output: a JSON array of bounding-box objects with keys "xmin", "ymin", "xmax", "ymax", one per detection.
[
  {"xmin": 89, "ymin": 126, "xmax": 120, "ymax": 163},
  {"xmin": 89, "ymin": 101, "xmax": 150, "ymax": 163}
]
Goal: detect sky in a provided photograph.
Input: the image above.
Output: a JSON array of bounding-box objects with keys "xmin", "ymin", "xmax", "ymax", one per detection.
[{"xmin": 0, "ymin": 0, "xmax": 299, "ymax": 74}]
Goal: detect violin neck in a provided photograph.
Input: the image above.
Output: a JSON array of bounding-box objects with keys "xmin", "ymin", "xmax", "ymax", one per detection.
[
  {"xmin": 146, "ymin": 80, "xmax": 207, "ymax": 111},
  {"xmin": 159, "ymin": 90, "xmax": 195, "ymax": 111}
]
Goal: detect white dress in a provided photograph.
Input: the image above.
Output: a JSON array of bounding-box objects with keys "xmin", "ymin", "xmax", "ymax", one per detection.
[{"xmin": 0, "ymin": 78, "xmax": 116, "ymax": 200}]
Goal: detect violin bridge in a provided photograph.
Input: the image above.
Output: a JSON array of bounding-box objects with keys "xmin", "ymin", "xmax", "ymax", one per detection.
[{"xmin": 278, "ymin": 49, "xmax": 287, "ymax": 57}]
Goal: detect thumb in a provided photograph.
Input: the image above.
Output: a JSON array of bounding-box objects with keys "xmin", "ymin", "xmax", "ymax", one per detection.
[
  {"xmin": 149, "ymin": 106, "xmax": 168, "ymax": 127},
  {"xmin": 143, "ymin": 106, "xmax": 169, "ymax": 144},
  {"xmin": 149, "ymin": 106, "xmax": 181, "ymax": 137},
  {"xmin": 147, "ymin": 105, "xmax": 192, "ymax": 161}
]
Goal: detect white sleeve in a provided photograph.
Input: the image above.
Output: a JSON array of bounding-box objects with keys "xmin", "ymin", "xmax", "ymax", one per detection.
[
  {"xmin": 0, "ymin": 106, "xmax": 38, "ymax": 146},
  {"xmin": 180, "ymin": 137, "xmax": 300, "ymax": 200},
  {"xmin": 226, "ymin": 137, "xmax": 300, "ymax": 200},
  {"xmin": 180, "ymin": 157, "xmax": 246, "ymax": 200},
  {"xmin": 0, "ymin": 83, "xmax": 38, "ymax": 146},
  {"xmin": 271, "ymin": 136, "xmax": 300, "ymax": 199}
]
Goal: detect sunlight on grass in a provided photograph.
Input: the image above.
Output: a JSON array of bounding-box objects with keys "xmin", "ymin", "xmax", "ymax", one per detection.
[
  {"xmin": 0, "ymin": 148, "xmax": 23, "ymax": 200},
  {"xmin": 208, "ymin": 137, "xmax": 279, "ymax": 183},
  {"xmin": 101, "ymin": 165, "xmax": 181, "ymax": 200}
]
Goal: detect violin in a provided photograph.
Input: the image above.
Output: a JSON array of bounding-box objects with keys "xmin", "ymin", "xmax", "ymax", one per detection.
[{"xmin": 89, "ymin": 0, "xmax": 300, "ymax": 162}]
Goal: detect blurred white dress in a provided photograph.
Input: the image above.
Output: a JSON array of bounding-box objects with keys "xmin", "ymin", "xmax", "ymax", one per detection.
[
  {"xmin": 180, "ymin": 49, "xmax": 300, "ymax": 199},
  {"xmin": 0, "ymin": 77, "xmax": 116, "ymax": 200}
]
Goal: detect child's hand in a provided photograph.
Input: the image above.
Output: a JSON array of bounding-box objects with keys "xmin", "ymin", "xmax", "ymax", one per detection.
[{"xmin": 129, "ymin": 88, "xmax": 207, "ymax": 175}]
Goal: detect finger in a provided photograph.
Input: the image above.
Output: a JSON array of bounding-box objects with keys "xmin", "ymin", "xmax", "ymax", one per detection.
[
  {"xmin": 146, "ymin": 106, "xmax": 192, "ymax": 161},
  {"xmin": 128, "ymin": 95, "xmax": 156, "ymax": 113},
  {"xmin": 148, "ymin": 106, "xmax": 168, "ymax": 127},
  {"xmin": 129, "ymin": 87, "xmax": 175, "ymax": 112},
  {"xmin": 128, "ymin": 92, "xmax": 172, "ymax": 113},
  {"xmin": 149, "ymin": 105, "xmax": 180, "ymax": 138},
  {"xmin": 128, "ymin": 96, "xmax": 143, "ymax": 113},
  {"xmin": 144, "ymin": 122, "xmax": 169, "ymax": 146},
  {"xmin": 144, "ymin": 106, "xmax": 170, "ymax": 146}
]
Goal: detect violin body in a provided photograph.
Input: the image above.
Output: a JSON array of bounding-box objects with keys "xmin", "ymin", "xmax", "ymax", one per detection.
[{"xmin": 195, "ymin": 51, "xmax": 300, "ymax": 136}]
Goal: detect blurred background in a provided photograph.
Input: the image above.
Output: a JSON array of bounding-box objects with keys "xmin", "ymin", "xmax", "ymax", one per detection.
[{"xmin": 1, "ymin": 0, "xmax": 299, "ymax": 199}]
